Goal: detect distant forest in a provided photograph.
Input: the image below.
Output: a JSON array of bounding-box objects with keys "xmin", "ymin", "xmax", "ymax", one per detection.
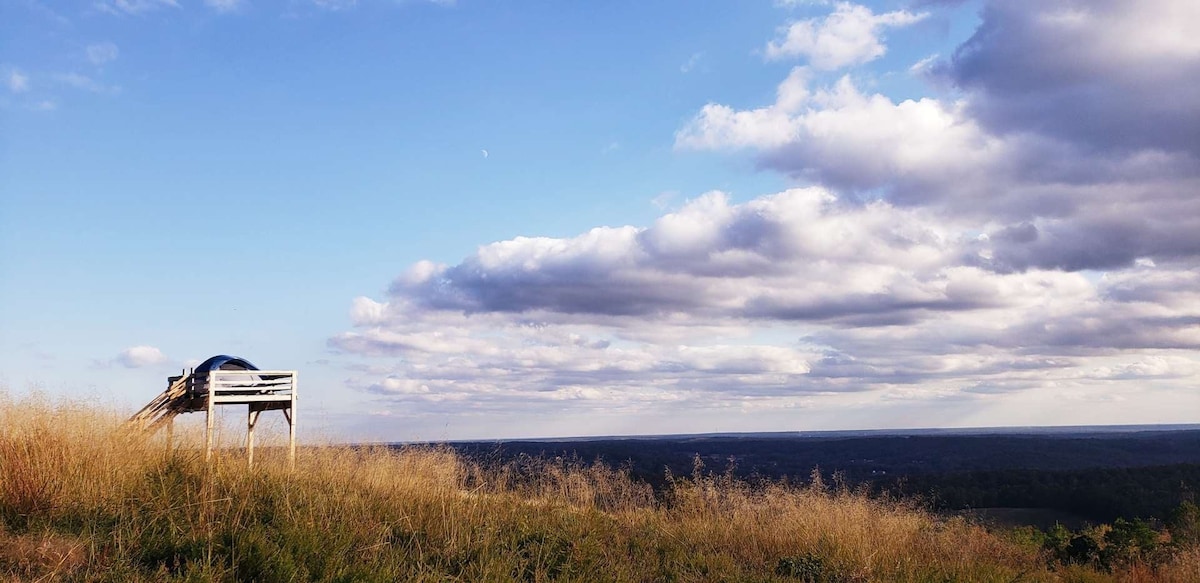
[
  {"xmin": 887, "ymin": 464, "xmax": 1200, "ymax": 523},
  {"xmin": 442, "ymin": 430, "xmax": 1200, "ymax": 524}
]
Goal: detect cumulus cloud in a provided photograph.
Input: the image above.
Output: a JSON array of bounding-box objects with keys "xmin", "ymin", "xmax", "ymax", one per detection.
[
  {"xmin": 116, "ymin": 345, "xmax": 168, "ymax": 368},
  {"xmin": 381, "ymin": 188, "xmax": 986, "ymax": 323},
  {"xmin": 333, "ymin": 0, "xmax": 1200, "ymax": 434},
  {"xmin": 676, "ymin": 70, "xmax": 1010, "ymax": 209},
  {"xmin": 680, "ymin": 0, "xmax": 1200, "ymax": 273},
  {"xmin": 1091, "ymin": 356, "xmax": 1198, "ymax": 381},
  {"xmin": 765, "ymin": 3, "xmax": 927, "ymax": 69},
  {"xmin": 940, "ymin": 0, "xmax": 1200, "ymax": 156},
  {"xmin": 333, "ymin": 187, "xmax": 1200, "ymax": 425}
]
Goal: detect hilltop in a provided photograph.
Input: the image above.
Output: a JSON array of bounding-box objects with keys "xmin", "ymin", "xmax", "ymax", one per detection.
[{"xmin": 2, "ymin": 392, "xmax": 1198, "ymax": 582}]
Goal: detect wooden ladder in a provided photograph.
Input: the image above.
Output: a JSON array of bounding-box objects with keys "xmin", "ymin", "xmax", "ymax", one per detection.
[{"xmin": 127, "ymin": 374, "xmax": 191, "ymax": 433}]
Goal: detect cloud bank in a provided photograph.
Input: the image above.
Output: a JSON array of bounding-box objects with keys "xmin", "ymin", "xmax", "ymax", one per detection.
[
  {"xmin": 680, "ymin": 0, "xmax": 1200, "ymax": 274},
  {"xmin": 334, "ymin": 0, "xmax": 1200, "ymax": 434}
]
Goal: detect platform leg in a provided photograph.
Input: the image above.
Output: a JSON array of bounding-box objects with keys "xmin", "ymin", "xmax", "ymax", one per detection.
[
  {"xmin": 285, "ymin": 408, "xmax": 296, "ymax": 470},
  {"xmin": 205, "ymin": 394, "xmax": 215, "ymax": 462},
  {"xmin": 247, "ymin": 407, "xmax": 261, "ymax": 468},
  {"xmin": 288, "ymin": 373, "xmax": 297, "ymax": 470}
]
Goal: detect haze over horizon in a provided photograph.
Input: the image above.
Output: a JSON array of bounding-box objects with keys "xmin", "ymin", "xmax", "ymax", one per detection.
[{"xmin": 2, "ymin": 0, "xmax": 1198, "ymax": 441}]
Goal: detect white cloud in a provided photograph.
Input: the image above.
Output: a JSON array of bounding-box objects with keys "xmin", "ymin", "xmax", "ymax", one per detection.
[
  {"xmin": 86, "ymin": 42, "xmax": 119, "ymax": 66},
  {"xmin": 942, "ymin": 0, "xmax": 1200, "ymax": 156},
  {"xmin": 673, "ymin": 67, "xmax": 811, "ymax": 150},
  {"xmin": 680, "ymin": 5, "xmax": 1200, "ymax": 272},
  {"xmin": 909, "ymin": 54, "xmax": 938, "ymax": 75},
  {"xmin": 5, "ymin": 69, "xmax": 29, "ymax": 93},
  {"xmin": 331, "ymin": 0, "xmax": 1200, "ymax": 436},
  {"xmin": 676, "ymin": 70, "xmax": 1006, "ymax": 207},
  {"xmin": 680, "ymin": 52, "xmax": 704, "ymax": 73},
  {"xmin": 116, "ymin": 346, "xmax": 168, "ymax": 368},
  {"xmin": 333, "ymin": 183, "xmax": 1200, "ymax": 427},
  {"xmin": 1091, "ymin": 356, "xmax": 1197, "ymax": 381},
  {"xmin": 765, "ymin": 2, "xmax": 927, "ymax": 69},
  {"xmin": 380, "ymin": 188, "xmax": 974, "ymax": 323}
]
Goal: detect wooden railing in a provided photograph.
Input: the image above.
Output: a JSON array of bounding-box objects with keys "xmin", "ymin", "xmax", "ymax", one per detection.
[{"xmin": 188, "ymin": 370, "xmax": 296, "ymax": 403}]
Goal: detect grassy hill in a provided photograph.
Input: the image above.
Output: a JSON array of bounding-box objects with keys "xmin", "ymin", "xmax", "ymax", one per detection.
[{"xmin": 2, "ymin": 392, "xmax": 1197, "ymax": 582}]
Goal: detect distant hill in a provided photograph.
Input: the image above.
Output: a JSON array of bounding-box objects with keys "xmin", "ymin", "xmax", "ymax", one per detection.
[
  {"xmin": 442, "ymin": 428, "xmax": 1200, "ymax": 523},
  {"xmin": 444, "ymin": 428, "xmax": 1200, "ymax": 478}
]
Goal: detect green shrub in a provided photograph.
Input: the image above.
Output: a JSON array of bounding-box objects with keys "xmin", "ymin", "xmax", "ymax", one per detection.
[{"xmin": 776, "ymin": 553, "xmax": 843, "ymax": 582}]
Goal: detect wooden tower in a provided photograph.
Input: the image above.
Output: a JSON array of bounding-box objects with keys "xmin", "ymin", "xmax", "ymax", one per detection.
[{"xmin": 128, "ymin": 355, "xmax": 297, "ymax": 467}]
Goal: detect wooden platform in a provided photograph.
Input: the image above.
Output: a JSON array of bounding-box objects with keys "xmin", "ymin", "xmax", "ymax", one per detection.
[{"xmin": 129, "ymin": 369, "xmax": 298, "ymax": 467}]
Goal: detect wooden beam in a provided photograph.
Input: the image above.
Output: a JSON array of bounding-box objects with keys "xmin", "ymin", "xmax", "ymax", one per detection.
[
  {"xmin": 209, "ymin": 370, "xmax": 297, "ymax": 377},
  {"xmin": 205, "ymin": 390, "xmax": 215, "ymax": 463},
  {"xmin": 211, "ymin": 378, "xmax": 294, "ymax": 386},
  {"xmin": 247, "ymin": 407, "xmax": 261, "ymax": 468},
  {"xmin": 211, "ymin": 394, "xmax": 294, "ymax": 404},
  {"xmin": 289, "ymin": 371, "xmax": 297, "ymax": 470}
]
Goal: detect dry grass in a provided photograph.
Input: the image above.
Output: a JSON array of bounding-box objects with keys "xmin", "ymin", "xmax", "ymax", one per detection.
[
  {"xmin": 0, "ymin": 529, "xmax": 90, "ymax": 581},
  {"xmin": 1, "ymin": 389, "xmax": 1196, "ymax": 582}
]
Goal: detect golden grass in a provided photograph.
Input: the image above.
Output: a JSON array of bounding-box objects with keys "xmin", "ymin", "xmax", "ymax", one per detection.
[{"xmin": 1, "ymin": 389, "xmax": 1195, "ymax": 582}]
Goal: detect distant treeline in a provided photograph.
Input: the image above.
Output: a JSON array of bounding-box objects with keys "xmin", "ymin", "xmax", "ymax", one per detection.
[
  {"xmin": 440, "ymin": 431, "xmax": 1200, "ymax": 523},
  {"xmin": 883, "ymin": 464, "xmax": 1200, "ymax": 523}
]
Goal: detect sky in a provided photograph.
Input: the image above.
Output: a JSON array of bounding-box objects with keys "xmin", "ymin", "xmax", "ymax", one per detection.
[{"xmin": 2, "ymin": 0, "xmax": 1199, "ymax": 442}]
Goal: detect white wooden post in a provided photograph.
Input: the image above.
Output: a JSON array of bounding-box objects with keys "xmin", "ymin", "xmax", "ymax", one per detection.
[
  {"xmin": 205, "ymin": 373, "xmax": 215, "ymax": 462},
  {"xmin": 247, "ymin": 407, "xmax": 260, "ymax": 468},
  {"xmin": 288, "ymin": 371, "xmax": 297, "ymax": 470}
]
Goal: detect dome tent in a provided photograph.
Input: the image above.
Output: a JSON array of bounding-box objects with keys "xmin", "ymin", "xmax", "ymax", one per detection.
[
  {"xmin": 190, "ymin": 355, "xmax": 262, "ymax": 396},
  {"xmin": 194, "ymin": 355, "xmax": 259, "ymax": 373}
]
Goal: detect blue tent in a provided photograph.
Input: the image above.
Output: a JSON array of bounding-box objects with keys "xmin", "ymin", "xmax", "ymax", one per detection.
[{"xmin": 194, "ymin": 354, "xmax": 259, "ymax": 372}]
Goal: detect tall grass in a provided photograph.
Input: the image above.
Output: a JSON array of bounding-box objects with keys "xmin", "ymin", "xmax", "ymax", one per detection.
[{"xmin": 2, "ymin": 390, "xmax": 1197, "ymax": 582}]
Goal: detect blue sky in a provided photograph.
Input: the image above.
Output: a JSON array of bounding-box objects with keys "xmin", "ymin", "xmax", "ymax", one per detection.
[{"xmin": 3, "ymin": 0, "xmax": 1199, "ymax": 441}]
